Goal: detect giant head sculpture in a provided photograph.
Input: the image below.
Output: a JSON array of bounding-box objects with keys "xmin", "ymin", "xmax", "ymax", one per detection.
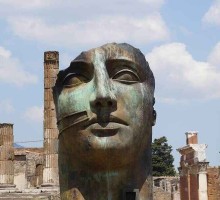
[{"xmin": 53, "ymin": 43, "xmax": 156, "ymax": 200}]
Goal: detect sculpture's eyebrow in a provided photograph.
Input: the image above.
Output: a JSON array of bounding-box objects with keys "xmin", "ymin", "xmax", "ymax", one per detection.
[
  {"xmin": 69, "ymin": 60, "xmax": 93, "ymax": 69},
  {"xmin": 64, "ymin": 60, "xmax": 93, "ymax": 75},
  {"xmin": 106, "ymin": 58, "xmax": 141, "ymax": 72},
  {"xmin": 58, "ymin": 60, "xmax": 93, "ymax": 83}
]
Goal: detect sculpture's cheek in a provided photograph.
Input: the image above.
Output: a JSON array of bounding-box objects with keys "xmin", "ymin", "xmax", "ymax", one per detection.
[
  {"xmin": 57, "ymin": 82, "xmax": 95, "ymax": 118},
  {"xmin": 113, "ymin": 83, "xmax": 152, "ymax": 149},
  {"xmin": 114, "ymin": 83, "xmax": 150, "ymax": 124}
]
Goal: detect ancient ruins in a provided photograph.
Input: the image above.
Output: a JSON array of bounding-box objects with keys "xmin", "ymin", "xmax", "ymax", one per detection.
[
  {"xmin": 0, "ymin": 47, "xmax": 219, "ymax": 200},
  {"xmin": 0, "ymin": 51, "xmax": 60, "ymax": 199},
  {"xmin": 177, "ymin": 132, "xmax": 220, "ymax": 200}
]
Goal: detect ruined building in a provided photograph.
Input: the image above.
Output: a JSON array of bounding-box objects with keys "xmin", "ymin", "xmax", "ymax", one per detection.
[
  {"xmin": 177, "ymin": 131, "xmax": 220, "ymax": 200},
  {"xmin": 0, "ymin": 51, "xmax": 59, "ymax": 199}
]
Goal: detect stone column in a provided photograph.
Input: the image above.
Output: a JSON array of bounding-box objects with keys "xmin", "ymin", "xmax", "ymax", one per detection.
[
  {"xmin": 198, "ymin": 162, "xmax": 208, "ymax": 200},
  {"xmin": 42, "ymin": 51, "xmax": 59, "ymax": 187},
  {"xmin": 0, "ymin": 123, "xmax": 15, "ymax": 189}
]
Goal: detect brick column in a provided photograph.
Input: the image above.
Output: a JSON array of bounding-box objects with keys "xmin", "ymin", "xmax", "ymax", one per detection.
[
  {"xmin": 42, "ymin": 51, "xmax": 59, "ymax": 187},
  {"xmin": 0, "ymin": 123, "xmax": 15, "ymax": 189},
  {"xmin": 178, "ymin": 167, "xmax": 189, "ymax": 200}
]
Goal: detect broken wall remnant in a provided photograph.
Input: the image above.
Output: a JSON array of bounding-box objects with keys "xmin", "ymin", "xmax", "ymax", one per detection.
[
  {"xmin": 42, "ymin": 51, "xmax": 59, "ymax": 187},
  {"xmin": 177, "ymin": 131, "xmax": 209, "ymax": 200},
  {"xmin": 14, "ymin": 148, "xmax": 44, "ymax": 190},
  {"xmin": 0, "ymin": 123, "xmax": 15, "ymax": 189},
  {"xmin": 207, "ymin": 167, "xmax": 220, "ymax": 200},
  {"xmin": 153, "ymin": 176, "xmax": 180, "ymax": 200}
]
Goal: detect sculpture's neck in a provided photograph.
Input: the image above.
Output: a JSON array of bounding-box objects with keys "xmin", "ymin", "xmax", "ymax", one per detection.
[{"xmin": 60, "ymin": 154, "xmax": 152, "ymax": 200}]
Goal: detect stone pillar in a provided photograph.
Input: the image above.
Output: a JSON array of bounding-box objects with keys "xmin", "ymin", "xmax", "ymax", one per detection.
[
  {"xmin": 198, "ymin": 162, "xmax": 208, "ymax": 200},
  {"xmin": 42, "ymin": 51, "xmax": 59, "ymax": 187},
  {"xmin": 0, "ymin": 123, "xmax": 15, "ymax": 189}
]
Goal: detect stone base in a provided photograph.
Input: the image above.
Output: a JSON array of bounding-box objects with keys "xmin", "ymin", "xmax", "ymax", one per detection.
[
  {"xmin": 0, "ymin": 184, "xmax": 16, "ymax": 190},
  {"xmin": 0, "ymin": 184, "xmax": 18, "ymax": 194},
  {"xmin": 24, "ymin": 187, "xmax": 59, "ymax": 193},
  {"xmin": 41, "ymin": 182, "xmax": 58, "ymax": 188}
]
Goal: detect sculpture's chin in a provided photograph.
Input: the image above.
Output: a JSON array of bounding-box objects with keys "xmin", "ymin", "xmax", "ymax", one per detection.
[{"xmin": 59, "ymin": 125, "xmax": 145, "ymax": 169}]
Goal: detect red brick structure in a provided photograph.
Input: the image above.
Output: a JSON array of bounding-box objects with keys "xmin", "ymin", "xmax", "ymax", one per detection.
[
  {"xmin": 177, "ymin": 131, "xmax": 209, "ymax": 200},
  {"xmin": 207, "ymin": 167, "xmax": 220, "ymax": 200}
]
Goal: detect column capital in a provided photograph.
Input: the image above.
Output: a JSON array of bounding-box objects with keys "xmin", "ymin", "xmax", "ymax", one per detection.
[
  {"xmin": 198, "ymin": 162, "xmax": 209, "ymax": 173},
  {"xmin": 44, "ymin": 51, "xmax": 59, "ymax": 62}
]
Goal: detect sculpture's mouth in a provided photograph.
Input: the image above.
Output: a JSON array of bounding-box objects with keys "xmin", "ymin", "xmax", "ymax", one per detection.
[
  {"xmin": 90, "ymin": 125, "xmax": 120, "ymax": 137},
  {"xmin": 84, "ymin": 115, "xmax": 128, "ymax": 128}
]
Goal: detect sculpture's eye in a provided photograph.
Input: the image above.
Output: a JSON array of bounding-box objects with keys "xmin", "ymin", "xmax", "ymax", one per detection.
[
  {"xmin": 112, "ymin": 69, "xmax": 140, "ymax": 84},
  {"xmin": 63, "ymin": 73, "xmax": 88, "ymax": 87}
]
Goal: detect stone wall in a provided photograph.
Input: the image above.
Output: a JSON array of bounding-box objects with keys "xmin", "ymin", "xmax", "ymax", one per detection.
[
  {"xmin": 207, "ymin": 167, "xmax": 220, "ymax": 200},
  {"xmin": 14, "ymin": 148, "xmax": 44, "ymax": 190},
  {"xmin": 153, "ymin": 177, "xmax": 180, "ymax": 200},
  {"xmin": 154, "ymin": 187, "xmax": 171, "ymax": 200}
]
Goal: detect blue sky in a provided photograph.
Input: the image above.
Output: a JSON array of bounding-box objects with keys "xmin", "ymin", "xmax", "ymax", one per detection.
[{"xmin": 0, "ymin": 0, "xmax": 219, "ymax": 168}]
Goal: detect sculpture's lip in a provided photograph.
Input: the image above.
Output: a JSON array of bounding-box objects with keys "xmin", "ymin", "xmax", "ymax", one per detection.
[
  {"xmin": 84, "ymin": 115, "xmax": 128, "ymax": 128},
  {"xmin": 91, "ymin": 127, "xmax": 119, "ymax": 137}
]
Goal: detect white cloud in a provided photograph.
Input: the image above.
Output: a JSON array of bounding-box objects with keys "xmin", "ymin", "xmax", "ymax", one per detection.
[
  {"xmin": 0, "ymin": 0, "xmax": 51, "ymax": 9},
  {"xmin": 0, "ymin": 46, "xmax": 38, "ymax": 86},
  {"xmin": 8, "ymin": 14, "xmax": 169, "ymax": 48},
  {"xmin": 146, "ymin": 43, "xmax": 220, "ymax": 101},
  {"xmin": 2, "ymin": 0, "xmax": 168, "ymax": 47},
  {"xmin": 203, "ymin": 0, "xmax": 220, "ymax": 26},
  {"xmin": 0, "ymin": 100, "xmax": 14, "ymax": 114},
  {"xmin": 23, "ymin": 106, "xmax": 43, "ymax": 123},
  {"xmin": 0, "ymin": 0, "xmax": 164, "ymax": 15},
  {"xmin": 0, "ymin": 47, "xmax": 11, "ymax": 58},
  {"xmin": 208, "ymin": 42, "xmax": 220, "ymax": 67}
]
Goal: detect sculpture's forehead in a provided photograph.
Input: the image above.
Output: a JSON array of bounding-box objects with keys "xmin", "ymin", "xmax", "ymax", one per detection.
[{"xmin": 74, "ymin": 44, "xmax": 145, "ymax": 66}]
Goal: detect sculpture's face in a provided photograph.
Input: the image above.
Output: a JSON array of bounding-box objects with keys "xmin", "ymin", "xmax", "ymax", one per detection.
[{"xmin": 54, "ymin": 43, "xmax": 155, "ymax": 168}]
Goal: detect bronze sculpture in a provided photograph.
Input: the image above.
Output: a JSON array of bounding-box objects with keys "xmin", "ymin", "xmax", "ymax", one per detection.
[{"xmin": 53, "ymin": 43, "xmax": 156, "ymax": 200}]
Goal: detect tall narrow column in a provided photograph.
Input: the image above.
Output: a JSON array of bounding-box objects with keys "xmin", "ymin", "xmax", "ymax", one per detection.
[
  {"xmin": 42, "ymin": 51, "xmax": 59, "ymax": 187},
  {"xmin": 198, "ymin": 162, "xmax": 208, "ymax": 200},
  {"xmin": 0, "ymin": 123, "xmax": 15, "ymax": 189}
]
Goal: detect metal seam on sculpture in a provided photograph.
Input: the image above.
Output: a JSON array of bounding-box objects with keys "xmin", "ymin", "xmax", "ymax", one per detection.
[
  {"xmin": 58, "ymin": 118, "xmax": 89, "ymax": 135},
  {"xmin": 57, "ymin": 111, "xmax": 88, "ymax": 123}
]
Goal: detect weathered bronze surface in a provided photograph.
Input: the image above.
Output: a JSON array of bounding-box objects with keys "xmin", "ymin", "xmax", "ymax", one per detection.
[{"xmin": 53, "ymin": 43, "xmax": 156, "ymax": 200}]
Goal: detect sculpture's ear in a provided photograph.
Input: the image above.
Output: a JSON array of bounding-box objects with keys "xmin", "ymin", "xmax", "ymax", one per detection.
[{"xmin": 152, "ymin": 97, "xmax": 156, "ymax": 126}]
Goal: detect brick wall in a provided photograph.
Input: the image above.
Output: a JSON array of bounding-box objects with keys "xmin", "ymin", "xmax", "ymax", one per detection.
[
  {"xmin": 153, "ymin": 187, "xmax": 171, "ymax": 200},
  {"xmin": 207, "ymin": 167, "xmax": 220, "ymax": 200}
]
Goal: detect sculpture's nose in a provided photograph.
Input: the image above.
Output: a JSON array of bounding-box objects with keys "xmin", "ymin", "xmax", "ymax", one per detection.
[
  {"xmin": 90, "ymin": 71, "xmax": 117, "ymax": 112},
  {"xmin": 91, "ymin": 96, "xmax": 117, "ymax": 111}
]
